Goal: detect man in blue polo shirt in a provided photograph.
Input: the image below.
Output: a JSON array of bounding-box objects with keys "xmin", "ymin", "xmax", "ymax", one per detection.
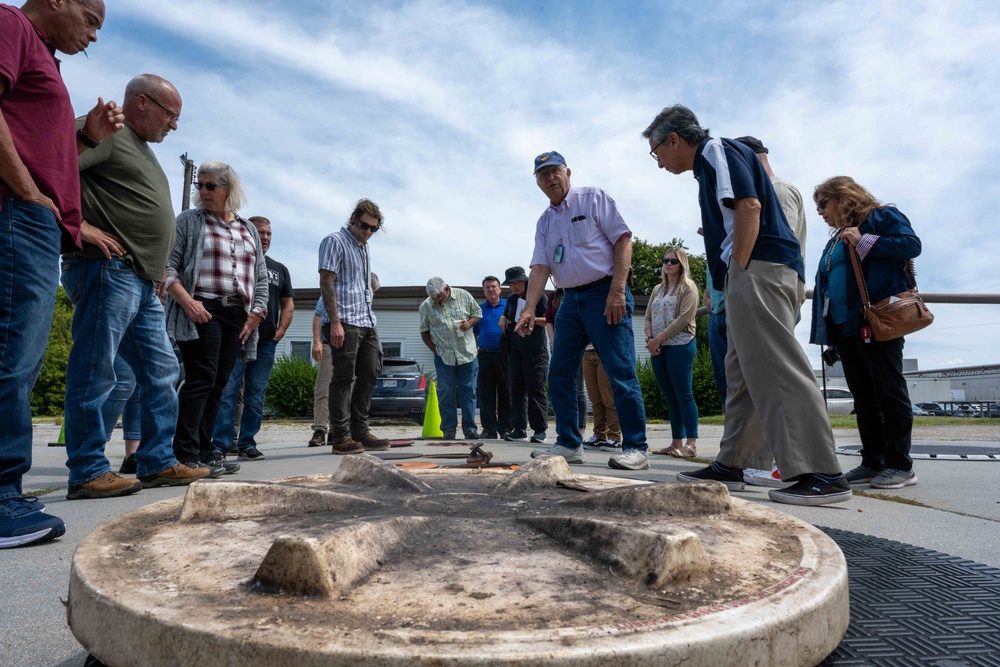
[
  {"xmin": 644, "ymin": 105, "xmax": 849, "ymax": 506},
  {"xmin": 473, "ymin": 275, "xmax": 510, "ymax": 439}
]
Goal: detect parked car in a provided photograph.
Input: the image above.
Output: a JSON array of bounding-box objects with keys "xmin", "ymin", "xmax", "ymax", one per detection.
[
  {"xmin": 911, "ymin": 404, "xmax": 929, "ymax": 416},
  {"xmin": 370, "ymin": 358, "xmax": 428, "ymax": 424},
  {"xmin": 915, "ymin": 402, "xmax": 949, "ymax": 416},
  {"xmin": 988, "ymin": 404, "xmax": 1000, "ymax": 419},
  {"xmin": 953, "ymin": 403, "xmax": 978, "ymax": 418},
  {"xmin": 822, "ymin": 387, "xmax": 855, "ymax": 415}
]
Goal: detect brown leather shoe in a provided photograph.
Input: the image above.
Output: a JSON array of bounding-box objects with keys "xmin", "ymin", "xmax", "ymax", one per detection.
[
  {"xmin": 355, "ymin": 432, "xmax": 390, "ymax": 451},
  {"xmin": 140, "ymin": 463, "xmax": 211, "ymax": 488},
  {"xmin": 331, "ymin": 437, "xmax": 365, "ymax": 455},
  {"xmin": 67, "ymin": 471, "xmax": 143, "ymax": 500}
]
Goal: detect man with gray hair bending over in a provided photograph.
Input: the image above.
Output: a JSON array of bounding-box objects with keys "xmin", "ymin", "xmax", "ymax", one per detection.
[{"xmin": 419, "ymin": 277, "xmax": 482, "ymax": 440}]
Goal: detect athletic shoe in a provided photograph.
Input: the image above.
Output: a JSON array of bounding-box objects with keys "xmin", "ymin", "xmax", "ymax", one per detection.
[
  {"xmin": 582, "ymin": 435, "xmax": 605, "ymax": 450},
  {"xmin": 608, "ymin": 449, "xmax": 649, "ymax": 471},
  {"xmin": 676, "ymin": 461, "xmax": 745, "ymax": 491},
  {"xmin": 331, "ymin": 437, "xmax": 365, "ymax": 455},
  {"xmin": 238, "ymin": 447, "xmax": 265, "ymax": 460},
  {"xmin": 768, "ymin": 474, "xmax": 852, "ymax": 506},
  {"xmin": 600, "ymin": 439, "xmax": 622, "ymax": 453},
  {"xmin": 530, "ymin": 445, "xmax": 586, "ymax": 464},
  {"xmin": 307, "ymin": 430, "xmax": 326, "ymax": 447},
  {"xmin": 203, "ymin": 456, "xmax": 240, "ymax": 475},
  {"xmin": 140, "ymin": 463, "xmax": 211, "ymax": 488},
  {"xmin": 118, "ymin": 453, "xmax": 137, "ymax": 475},
  {"xmin": 844, "ymin": 464, "xmax": 880, "ymax": 485},
  {"xmin": 529, "ymin": 431, "xmax": 547, "ymax": 444},
  {"xmin": 182, "ymin": 460, "xmax": 223, "ymax": 479},
  {"xmin": 744, "ymin": 467, "xmax": 790, "ymax": 488},
  {"xmin": 479, "ymin": 430, "xmax": 499, "ymax": 440},
  {"xmin": 504, "ymin": 429, "xmax": 528, "ymax": 442},
  {"xmin": 356, "ymin": 432, "xmax": 391, "ymax": 451},
  {"xmin": 870, "ymin": 468, "xmax": 918, "ymax": 489},
  {"xmin": 0, "ymin": 497, "xmax": 65, "ymax": 549},
  {"xmin": 66, "ymin": 471, "xmax": 143, "ymax": 500}
]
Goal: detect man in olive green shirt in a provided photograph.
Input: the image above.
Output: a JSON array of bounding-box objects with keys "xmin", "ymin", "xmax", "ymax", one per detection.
[{"xmin": 62, "ymin": 74, "xmax": 208, "ymax": 500}]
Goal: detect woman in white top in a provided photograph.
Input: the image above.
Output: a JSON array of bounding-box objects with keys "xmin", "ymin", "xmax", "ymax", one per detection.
[{"xmin": 644, "ymin": 247, "xmax": 700, "ymax": 457}]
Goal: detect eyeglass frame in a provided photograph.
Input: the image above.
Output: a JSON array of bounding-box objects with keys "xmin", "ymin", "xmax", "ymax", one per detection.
[
  {"xmin": 816, "ymin": 198, "xmax": 830, "ymax": 212},
  {"xmin": 195, "ymin": 182, "xmax": 227, "ymax": 192},
  {"xmin": 649, "ymin": 138, "xmax": 668, "ymax": 161},
  {"xmin": 662, "ymin": 257, "xmax": 681, "ymax": 266},
  {"xmin": 143, "ymin": 93, "xmax": 181, "ymax": 123}
]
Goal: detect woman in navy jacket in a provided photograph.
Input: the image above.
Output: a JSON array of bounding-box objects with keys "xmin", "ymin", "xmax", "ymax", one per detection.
[{"xmin": 809, "ymin": 176, "xmax": 922, "ymax": 490}]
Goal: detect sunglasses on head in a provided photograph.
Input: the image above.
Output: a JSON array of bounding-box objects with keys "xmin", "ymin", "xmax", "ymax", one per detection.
[
  {"xmin": 195, "ymin": 182, "xmax": 226, "ymax": 192},
  {"xmin": 662, "ymin": 258, "xmax": 680, "ymax": 265}
]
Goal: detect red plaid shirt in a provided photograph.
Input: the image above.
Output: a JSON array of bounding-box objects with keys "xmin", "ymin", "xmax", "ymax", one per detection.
[{"xmin": 194, "ymin": 213, "xmax": 264, "ymax": 315}]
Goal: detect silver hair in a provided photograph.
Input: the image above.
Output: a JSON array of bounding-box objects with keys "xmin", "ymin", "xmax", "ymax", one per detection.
[
  {"xmin": 194, "ymin": 161, "xmax": 247, "ymax": 212},
  {"xmin": 425, "ymin": 277, "xmax": 447, "ymax": 297},
  {"xmin": 642, "ymin": 104, "xmax": 710, "ymax": 145}
]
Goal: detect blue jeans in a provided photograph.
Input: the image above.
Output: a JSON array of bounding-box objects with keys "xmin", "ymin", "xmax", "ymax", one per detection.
[
  {"xmin": 0, "ymin": 197, "xmax": 60, "ymax": 500},
  {"xmin": 212, "ymin": 337, "xmax": 278, "ymax": 452},
  {"xmin": 102, "ymin": 355, "xmax": 141, "ymax": 441},
  {"xmin": 707, "ymin": 309, "xmax": 728, "ymax": 409},
  {"xmin": 433, "ymin": 356, "xmax": 478, "ymax": 434},
  {"xmin": 61, "ymin": 257, "xmax": 180, "ymax": 485},
  {"xmin": 550, "ymin": 283, "xmax": 646, "ymax": 450},
  {"xmin": 651, "ymin": 340, "xmax": 699, "ymax": 440}
]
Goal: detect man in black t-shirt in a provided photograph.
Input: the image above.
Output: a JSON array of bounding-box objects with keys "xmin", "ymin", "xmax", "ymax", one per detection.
[
  {"xmin": 212, "ymin": 216, "xmax": 294, "ymax": 459},
  {"xmin": 500, "ymin": 267, "xmax": 549, "ymax": 443}
]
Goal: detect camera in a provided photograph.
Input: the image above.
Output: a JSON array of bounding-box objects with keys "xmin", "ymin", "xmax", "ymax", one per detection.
[{"xmin": 822, "ymin": 347, "xmax": 840, "ymax": 367}]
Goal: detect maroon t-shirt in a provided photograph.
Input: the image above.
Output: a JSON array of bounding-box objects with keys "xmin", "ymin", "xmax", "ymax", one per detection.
[{"xmin": 0, "ymin": 4, "xmax": 82, "ymax": 251}]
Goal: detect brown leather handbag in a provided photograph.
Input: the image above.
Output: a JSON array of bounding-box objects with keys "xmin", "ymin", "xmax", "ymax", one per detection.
[{"xmin": 848, "ymin": 243, "xmax": 933, "ymax": 341}]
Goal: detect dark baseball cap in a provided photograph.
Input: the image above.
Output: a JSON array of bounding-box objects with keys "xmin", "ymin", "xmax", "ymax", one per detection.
[{"xmin": 735, "ymin": 136, "xmax": 768, "ymax": 154}]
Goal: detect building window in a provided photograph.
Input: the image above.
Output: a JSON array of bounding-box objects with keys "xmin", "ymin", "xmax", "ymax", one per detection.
[
  {"xmin": 290, "ymin": 341, "xmax": 312, "ymax": 362},
  {"xmin": 382, "ymin": 341, "xmax": 402, "ymax": 358}
]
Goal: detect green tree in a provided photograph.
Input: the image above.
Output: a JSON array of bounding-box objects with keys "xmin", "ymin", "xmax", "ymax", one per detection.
[{"xmin": 30, "ymin": 287, "xmax": 73, "ymax": 417}]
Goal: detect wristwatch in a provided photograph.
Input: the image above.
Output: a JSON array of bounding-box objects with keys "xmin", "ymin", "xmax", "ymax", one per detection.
[{"xmin": 77, "ymin": 128, "xmax": 101, "ymax": 149}]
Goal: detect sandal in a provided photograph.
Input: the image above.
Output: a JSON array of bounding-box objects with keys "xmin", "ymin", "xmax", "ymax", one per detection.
[{"xmin": 652, "ymin": 444, "xmax": 697, "ymax": 458}]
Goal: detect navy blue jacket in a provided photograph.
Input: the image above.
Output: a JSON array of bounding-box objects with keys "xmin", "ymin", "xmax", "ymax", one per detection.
[{"xmin": 810, "ymin": 206, "xmax": 921, "ymax": 344}]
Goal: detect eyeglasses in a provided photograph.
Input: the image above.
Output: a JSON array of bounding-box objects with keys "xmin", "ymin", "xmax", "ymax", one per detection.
[
  {"xmin": 662, "ymin": 257, "xmax": 680, "ymax": 265},
  {"xmin": 649, "ymin": 139, "xmax": 667, "ymax": 160},
  {"xmin": 144, "ymin": 94, "xmax": 180, "ymax": 122},
  {"xmin": 357, "ymin": 220, "xmax": 381, "ymax": 232},
  {"xmin": 195, "ymin": 182, "xmax": 227, "ymax": 191},
  {"xmin": 816, "ymin": 198, "xmax": 829, "ymax": 212}
]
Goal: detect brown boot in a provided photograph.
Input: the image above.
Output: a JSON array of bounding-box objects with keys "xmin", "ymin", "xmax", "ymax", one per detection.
[
  {"xmin": 140, "ymin": 463, "xmax": 211, "ymax": 488},
  {"xmin": 331, "ymin": 437, "xmax": 365, "ymax": 455},
  {"xmin": 355, "ymin": 432, "xmax": 390, "ymax": 451},
  {"xmin": 66, "ymin": 471, "xmax": 143, "ymax": 500}
]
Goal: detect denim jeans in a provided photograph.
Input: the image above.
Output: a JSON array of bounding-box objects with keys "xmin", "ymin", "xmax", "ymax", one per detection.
[
  {"xmin": 212, "ymin": 337, "xmax": 278, "ymax": 452},
  {"xmin": 0, "ymin": 197, "xmax": 61, "ymax": 500},
  {"xmin": 549, "ymin": 283, "xmax": 646, "ymax": 450},
  {"xmin": 61, "ymin": 257, "xmax": 181, "ymax": 485},
  {"xmin": 433, "ymin": 356, "xmax": 478, "ymax": 434},
  {"xmin": 101, "ymin": 355, "xmax": 141, "ymax": 441},
  {"xmin": 651, "ymin": 340, "xmax": 699, "ymax": 440},
  {"xmin": 707, "ymin": 309, "xmax": 728, "ymax": 410}
]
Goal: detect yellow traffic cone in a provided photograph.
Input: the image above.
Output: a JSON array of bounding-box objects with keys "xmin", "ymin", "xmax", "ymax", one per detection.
[{"xmin": 421, "ymin": 380, "xmax": 443, "ymax": 438}]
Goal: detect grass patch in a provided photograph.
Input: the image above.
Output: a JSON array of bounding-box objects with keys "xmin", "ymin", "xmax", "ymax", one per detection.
[
  {"xmin": 24, "ymin": 488, "xmax": 59, "ymax": 497},
  {"xmin": 853, "ymin": 490, "xmax": 931, "ymax": 508}
]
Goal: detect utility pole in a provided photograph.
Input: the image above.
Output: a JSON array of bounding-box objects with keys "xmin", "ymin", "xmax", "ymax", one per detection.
[{"xmin": 179, "ymin": 153, "xmax": 195, "ymax": 211}]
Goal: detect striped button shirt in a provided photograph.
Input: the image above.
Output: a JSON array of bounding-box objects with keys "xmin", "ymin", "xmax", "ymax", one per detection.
[
  {"xmin": 318, "ymin": 226, "xmax": 376, "ymax": 328},
  {"xmin": 194, "ymin": 213, "xmax": 262, "ymax": 314},
  {"xmin": 419, "ymin": 287, "xmax": 482, "ymax": 366}
]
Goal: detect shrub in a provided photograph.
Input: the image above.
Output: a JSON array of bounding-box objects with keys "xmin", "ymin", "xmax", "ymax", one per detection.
[
  {"xmin": 30, "ymin": 287, "xmax": 74, "ymax": 417},
  {"xmin": 265, "ymin": 354, "xmax": 317, "ymax": 418}
]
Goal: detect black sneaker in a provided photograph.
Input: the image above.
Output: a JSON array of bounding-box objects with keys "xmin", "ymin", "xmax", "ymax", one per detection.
[
  {"xmin": 307, "ymin": 430, "xmax": 326, "ymax": 448},
  {"xmin": 464, "ymin": 430, "xmax": 481, "ymax": 440},
  {"xmin": 844, "ymin": 464, "xmax": 880, "ymax": 485},
  {"xmin": 504, "ymin": 429, "xmax": 528, "ymax": 442},
  {"xmin": 238, "ymin": 447, "xmax": 265, "ymax": 460},
  {"xmin": 118, "ymin": 453, "xmax": 137, "ymax": 475},
  {"xmin": 676, "ymin": 461, "xmax": 745, "ymax": 491},
  {"xmin": 183, "ymin": 460, "xmax": 223, "ymax": 479},
  {"xmin": 479, "ymin": 430, "xmax": 499, "ymax": 440},
  {"xmin": 441, "ymin": 430, "xmax": 457, "ymax": 440},
  {"xmin": 529, "ymin": 431, "xmax": 547, "ymax": 444},
  {"xmin": 768, "ymin": 474, "xmax": 852, "ymax": 506}
]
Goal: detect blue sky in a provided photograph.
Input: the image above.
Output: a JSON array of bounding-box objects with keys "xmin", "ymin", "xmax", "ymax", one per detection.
[{"xmin": 61, "ymin": 0, "xmax": 1000, "ymax": 369}]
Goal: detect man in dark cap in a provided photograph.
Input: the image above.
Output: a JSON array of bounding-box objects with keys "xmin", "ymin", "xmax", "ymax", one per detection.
[{"xmin": 500, "ymin": 266, "xmax": 548, "ymax": 443}]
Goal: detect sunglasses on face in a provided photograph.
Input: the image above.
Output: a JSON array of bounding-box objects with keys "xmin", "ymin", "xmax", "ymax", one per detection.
[
  {"xmin": 357, "ymin": 220, "xmax": 381, "ymax": 232},
  {"xmin": 195, "ymin": 182, "xmax": 227, "ymax": 192},
  {"xmin": 816, "ymin": 198, "xmax": 829, "ymax": 212},
  {"xmin": 662, "ymin": 258, "xmax": 680, "ymax": 265}
]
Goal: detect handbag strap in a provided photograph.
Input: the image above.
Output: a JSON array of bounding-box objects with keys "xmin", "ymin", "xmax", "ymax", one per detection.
[{"xmin": 846, "ymin": 240, "xmax": 872, "ymax": 309}]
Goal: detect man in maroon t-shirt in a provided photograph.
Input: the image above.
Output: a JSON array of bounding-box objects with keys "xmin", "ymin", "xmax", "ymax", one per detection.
[{"xmin": 0, "ymin": 0, "xmax": 123, "ymax": 549}]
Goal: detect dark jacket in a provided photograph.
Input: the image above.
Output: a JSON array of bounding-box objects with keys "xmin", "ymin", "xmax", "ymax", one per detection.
[{"xmin": 811, "ymin": 206, "xmax": 921, "ymax": 344}]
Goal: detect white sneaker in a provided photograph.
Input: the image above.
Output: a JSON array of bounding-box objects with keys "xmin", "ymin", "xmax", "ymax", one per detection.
[
  {"xmin": 531, "ymin": 445, "xmax": 586, "ymax": 464},
  {"xmin": 608, "ymin": 449, "xmax": 649, "ymax": 471},
  {"xmin": 600, "ymin": 439, "xmax": 622, "ymax": 453},
  {"xmin": 744, "ymin": 467, "xmax": 791, "ymax": 488}
]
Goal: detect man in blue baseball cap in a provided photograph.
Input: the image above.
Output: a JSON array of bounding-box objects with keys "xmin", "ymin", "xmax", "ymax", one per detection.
[{"xmin": 516, "ymin": 151, "xmax": 649, "ymax": 470}]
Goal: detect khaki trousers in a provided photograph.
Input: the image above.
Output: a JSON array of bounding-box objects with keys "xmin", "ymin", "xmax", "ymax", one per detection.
[
  {"xmin": 311, "ymin": 343, "xmax": 333, "ymax": 433},
  {"xmin": 581, "ymin": 349, "xmax": 621, "ymax": 441}
]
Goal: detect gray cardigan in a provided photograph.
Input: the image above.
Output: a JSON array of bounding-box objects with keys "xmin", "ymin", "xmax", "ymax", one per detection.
[{"xmin": 165, "ymin": 208, "xmax": 269, "ymax": 361}]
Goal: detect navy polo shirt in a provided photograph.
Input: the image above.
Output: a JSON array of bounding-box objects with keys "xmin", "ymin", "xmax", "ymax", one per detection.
[
  {"xmin": 694, "ymin": 137, "xmax": 804, "ymax": 287},
  {"xmin": 474, "ymin": 298, "xmax": 507, "ymax": 350}
]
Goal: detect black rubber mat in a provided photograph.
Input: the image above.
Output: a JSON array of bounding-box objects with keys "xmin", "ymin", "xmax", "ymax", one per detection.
[
  {"xmin": 818, "ymin": 527, "xmax": 1000, "ymax": 665},
  {"xmin": 836, "ymin": 444, "xmax": 1000, "ymax": 460}
]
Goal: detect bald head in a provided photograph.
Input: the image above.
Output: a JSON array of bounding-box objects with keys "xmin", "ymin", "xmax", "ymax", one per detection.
[
  {"xmin": 123, "ymin": 74, "xmax": 181, "ymax": 144},
  {"xmin": 21, "ymin": 0, "xmax": 106, "ymax": 56}
]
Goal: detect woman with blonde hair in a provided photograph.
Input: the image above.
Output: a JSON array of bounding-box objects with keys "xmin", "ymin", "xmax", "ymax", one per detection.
[
  {"xmin": 165, "ymin": 162, "xmax": 268, "ymax": 477},
  {"xmin": 644, "ymin": 246, "xmax": 699, "ymax": 457},
  {"xmin": 810, "ymin": 176, "xmax": 921, "ymax": 489}
]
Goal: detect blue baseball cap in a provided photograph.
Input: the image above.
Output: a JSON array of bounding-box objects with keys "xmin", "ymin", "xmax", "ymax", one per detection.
[{"xmin": 533, "ymin": 150, "xmax": 567, "ymax": 174}]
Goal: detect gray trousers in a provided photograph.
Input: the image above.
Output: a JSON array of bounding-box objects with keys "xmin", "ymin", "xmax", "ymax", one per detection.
[{"xmin": 718, "ymin": 260, "xmax": 841, "ymax": 480}]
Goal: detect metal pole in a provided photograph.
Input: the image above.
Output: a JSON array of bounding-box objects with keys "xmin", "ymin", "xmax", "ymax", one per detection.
[{"xmin": 179, "ymin": 153, "xmax": 195, "ymax": 211}]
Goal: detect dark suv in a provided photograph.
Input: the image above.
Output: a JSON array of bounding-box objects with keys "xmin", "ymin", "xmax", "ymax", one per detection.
[{"xmin": 370, "ymin": 358, "xmax": 428, "ymax": 424}]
